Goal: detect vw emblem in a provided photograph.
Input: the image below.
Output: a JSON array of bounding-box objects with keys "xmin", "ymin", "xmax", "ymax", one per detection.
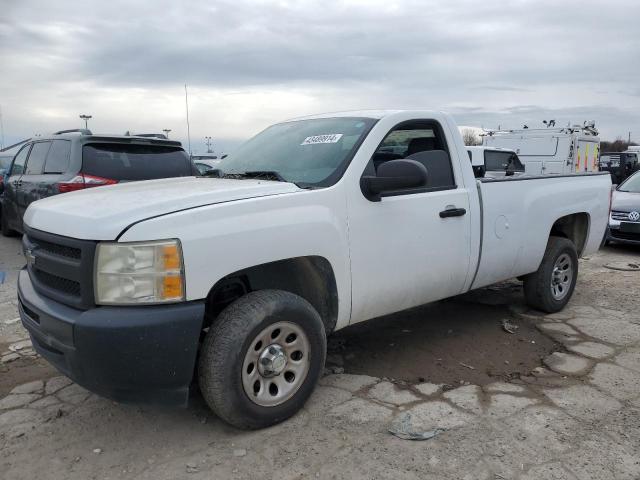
[
  {"xmin": 629, "ymin": 211, "xmax": 640, "ymax": 222},
  {"xmin": 24, "ymin": 248, "xmax": 36, "ymax": 267}
]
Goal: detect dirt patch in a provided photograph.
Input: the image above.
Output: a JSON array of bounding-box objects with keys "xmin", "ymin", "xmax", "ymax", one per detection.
[
  {"xmin": 0, "ymin": 344, "xmax": 57, "ymax": 397},
  {"xmin": 330, "ymin": 282, "xmax": 559, "ymax": 386},
  {"xmin": 575, "ymin": 244, "xmax": 640, "ymax": 313}
]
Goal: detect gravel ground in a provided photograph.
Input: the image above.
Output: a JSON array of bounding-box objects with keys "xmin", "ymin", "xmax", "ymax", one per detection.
[{"xmin": 1, "ymin": 234, "xmax": 639, "ymax": 480}]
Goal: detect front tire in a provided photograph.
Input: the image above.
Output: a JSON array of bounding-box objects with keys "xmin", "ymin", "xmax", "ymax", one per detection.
[
  {"xmin": 198, "ymin": 289, "xmax": 326, "ymax": 430},
  {"xmin": 523, "ymin": 236, "xmax": 578, "ymax": 313}
]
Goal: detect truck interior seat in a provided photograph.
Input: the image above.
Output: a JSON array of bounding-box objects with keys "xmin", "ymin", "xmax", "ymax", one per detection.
[
  {"xmin": 405, "ymin": 137, "xmax": 437, "ymax": 157},
  {"xmin": 372, "ymin": 152, "xmax": 403, "ymax": 171},
  {"xmin": 406, "ymin": 150, "xmax": 455, "ymax": 188}
]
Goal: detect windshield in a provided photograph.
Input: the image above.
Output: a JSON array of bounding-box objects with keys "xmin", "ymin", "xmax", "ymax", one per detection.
[
  {"xmin": 216, "ymin": 117, "xmax": 376, "ymax": 186},
  {"xmin": 618, "ymin": 172, "xmax": 640, "ymax": 193}
]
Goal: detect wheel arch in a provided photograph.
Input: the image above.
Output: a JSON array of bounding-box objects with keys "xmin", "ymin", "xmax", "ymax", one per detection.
[
  {"xmin": 204, "ymin": 256, "xmax": 339, "ymax": 334},
  {"xmin": 549, "ymin": 212, "xmax": 590, "ymax": 256}
]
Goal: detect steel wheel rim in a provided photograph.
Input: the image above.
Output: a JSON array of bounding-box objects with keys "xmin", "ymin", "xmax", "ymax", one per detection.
[
  {"xmin": 551, "ymin": 253, "xmax": 573, "ymax": 300},
  {"xmin": 241, "ymin": 321, "xmax": 311, "ymax": 407}
]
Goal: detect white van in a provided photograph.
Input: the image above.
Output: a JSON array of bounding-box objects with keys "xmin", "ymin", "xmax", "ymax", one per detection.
[{"xmin": 482, "ymin": 124, "xmax": 600, "ymax": 175}]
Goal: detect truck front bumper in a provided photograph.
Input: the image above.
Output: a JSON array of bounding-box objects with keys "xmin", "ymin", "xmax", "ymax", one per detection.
[{"xmin": 17, "ymin": 269, "xmax": 205, "ymax": 406}]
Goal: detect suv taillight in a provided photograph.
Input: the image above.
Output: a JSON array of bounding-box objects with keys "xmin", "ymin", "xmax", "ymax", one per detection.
[{"xmin": 57, "ymin": 173, "xmax": 117, "ymax": 193}]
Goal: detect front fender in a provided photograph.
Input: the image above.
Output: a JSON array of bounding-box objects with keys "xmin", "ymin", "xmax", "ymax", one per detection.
[{"xmin": 119, "ymin": 187, "xmax": 352, "ymax": 330}]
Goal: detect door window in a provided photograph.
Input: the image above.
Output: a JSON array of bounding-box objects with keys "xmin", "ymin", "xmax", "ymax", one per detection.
[
  {"xmin": 369, "ymin": 120, "xmax": 455, "ymax": 194},
  {"xmin": 44, "ymin": 140, "xmax": 72, "ymax": 174},
  {"xmin": 24, "ymin": 141, "xmax": 52, "ymax": 175},
  {"xmin": 10, "ymin": 145, "xmax": 31, "ymax": 176}
]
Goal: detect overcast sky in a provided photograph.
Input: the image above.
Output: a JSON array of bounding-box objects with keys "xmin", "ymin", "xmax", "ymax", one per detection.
[{"xmin": 1, "ymin": 0, "xmax": 639, "ymax": 153}]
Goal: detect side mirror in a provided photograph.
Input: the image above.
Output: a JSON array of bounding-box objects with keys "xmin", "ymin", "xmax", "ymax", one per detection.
[{"xmin": 360, "ymin": 159, "xmax": 428, "ymax": 202}]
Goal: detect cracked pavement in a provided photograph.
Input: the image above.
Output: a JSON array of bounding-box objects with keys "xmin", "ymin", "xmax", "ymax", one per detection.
[{"xmin": 1, "ymin": 234, "xmax": 639, "ymax": 479}]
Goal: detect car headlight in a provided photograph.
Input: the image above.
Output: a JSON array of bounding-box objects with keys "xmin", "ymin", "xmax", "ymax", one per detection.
[{"xmin": 95, "ymin": 239, "xmax": 185, "ymax": 305}]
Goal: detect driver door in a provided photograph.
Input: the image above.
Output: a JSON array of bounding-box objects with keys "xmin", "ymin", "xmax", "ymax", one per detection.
[{"xmin": 347, "ymin": 120, "xmax": 472, "ymax": 323}]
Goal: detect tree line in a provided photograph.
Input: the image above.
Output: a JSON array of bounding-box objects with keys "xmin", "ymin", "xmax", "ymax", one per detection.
[{"xmin": 599, "ymin": 139, "xmax": 637, "ymax": 152}]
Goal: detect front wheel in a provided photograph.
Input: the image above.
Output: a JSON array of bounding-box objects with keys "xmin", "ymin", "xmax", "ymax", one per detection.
[
  {"xmin": 523, "ymin": 236, "xmax": 578, "ymax": 313},
  {"xmin": 198, "ymin": 289, "xmax": 326, "ymax": 430}
]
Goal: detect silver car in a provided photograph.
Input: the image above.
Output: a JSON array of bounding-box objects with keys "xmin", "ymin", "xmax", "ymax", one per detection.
[{"xmin": 608, "ymin": 171, "xmax": 640, "ymax": 245}]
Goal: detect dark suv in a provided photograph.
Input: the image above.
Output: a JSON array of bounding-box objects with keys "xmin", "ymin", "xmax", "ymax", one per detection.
[{"xmin": 1, "ymin": 130, "xmax": 197, "ymax": 236}]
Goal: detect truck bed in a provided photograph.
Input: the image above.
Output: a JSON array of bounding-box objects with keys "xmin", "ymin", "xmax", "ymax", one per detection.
[{"xmin": 470, "ymin": 172, "xmax": 611, "ymax": 290}]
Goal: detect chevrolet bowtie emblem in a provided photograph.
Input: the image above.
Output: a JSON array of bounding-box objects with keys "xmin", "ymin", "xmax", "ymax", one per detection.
[{"xmin": 24, "ymin": 248, "xmax": 36, "ymax": 267}]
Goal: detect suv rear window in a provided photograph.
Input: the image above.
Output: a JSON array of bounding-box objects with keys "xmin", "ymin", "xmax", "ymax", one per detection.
[{"xmin": 82, "ymin": 143, "xmax": 192, "ymax": 181}]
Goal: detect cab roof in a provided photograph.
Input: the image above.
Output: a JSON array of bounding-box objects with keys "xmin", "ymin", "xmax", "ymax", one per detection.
[{"xmin": 287, "ymin": 109, "xmax": 446, "ymax": 121}]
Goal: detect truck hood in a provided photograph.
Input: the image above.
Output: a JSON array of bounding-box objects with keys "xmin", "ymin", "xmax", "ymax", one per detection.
[{"xmin": 24, "ymin": 177, "xmax": 301, "ymax": 240}]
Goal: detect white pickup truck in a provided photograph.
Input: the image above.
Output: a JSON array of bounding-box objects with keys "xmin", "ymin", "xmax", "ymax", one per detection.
[{"xmin": 18, "ymin": 110, "xmax": 611, "ymax": 429}]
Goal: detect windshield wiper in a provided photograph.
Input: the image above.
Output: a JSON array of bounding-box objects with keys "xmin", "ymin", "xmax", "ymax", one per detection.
[
  {"xmin": 240, "ymin": 170, "xmax": 287, "ymax": 182},
  {"xmin": 203, "ymin": 169, "xmax": 287, "ymax": 182}
]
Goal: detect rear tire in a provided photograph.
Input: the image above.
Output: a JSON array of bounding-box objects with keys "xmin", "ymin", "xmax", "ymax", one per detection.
[
  {"xmin": 523, "ymin": 237, "xmax": 578, "ymax": 313},
  {"xmin": 1, "ymin": 212, "xmax": 16, "ymax": 237},
  {"xmin": 198, "ymin": 289, "xmax": 326, "ymax": 430}
]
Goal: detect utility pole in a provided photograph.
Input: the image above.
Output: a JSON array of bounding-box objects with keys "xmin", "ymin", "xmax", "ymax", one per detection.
[
  {"xmin": 629, "ymin": 132, "xmax": 632, "ymax": 145},
  {"xmin": 184, "ymin": 84, "xmax": 192, "ymax": 155},
  {"xmin": 0, "ymin": 105, "xmax": 4, "ymax": 150},
  {"xmin": 205, "ymin": 136, "xmax": 213, "ymax": 153},
  {"xmin": 79, "ymin": 114, "xmax": 92, "ymax": 130},
  {"xmin": 163, "ymin": 128, "xmax": 171, "ymax": 139}
]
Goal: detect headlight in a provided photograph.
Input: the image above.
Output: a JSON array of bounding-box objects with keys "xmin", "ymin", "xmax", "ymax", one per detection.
[{"xmin": 95, "ymin": 239, "xmax": 185, "ymax": 305}]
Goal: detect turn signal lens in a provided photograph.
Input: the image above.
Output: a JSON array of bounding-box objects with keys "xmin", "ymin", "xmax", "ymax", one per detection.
[
  {"xmin": 162, "ymin": 244, "xmax": 181, "ymax": 270},
  {"xmin": 161, "ymin": 275, "xmax": 183, "ymax": 299}
]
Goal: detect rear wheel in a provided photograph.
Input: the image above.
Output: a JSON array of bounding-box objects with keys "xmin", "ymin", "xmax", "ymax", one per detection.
[
  {"xmin": 1, "ymin": 212, "xmax": 16, "ymax": 237},
  {"xmin": 198, "ymin": 289, "xmax": 326, "ymax": 430},
  {"xmin": 523, "ymin": 236, "xmax": 578, "ymax": 313}
]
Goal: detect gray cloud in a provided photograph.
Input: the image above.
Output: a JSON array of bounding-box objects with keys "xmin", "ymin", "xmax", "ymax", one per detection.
[
  {"xmin": 477, "ymin": 86, "xmax": 533, "ymax": 92},
  {"xmin": 1, "ymin": 0, "xmax": 639, "ymax": 149}
]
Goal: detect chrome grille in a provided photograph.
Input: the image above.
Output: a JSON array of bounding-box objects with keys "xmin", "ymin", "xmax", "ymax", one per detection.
[
  {"xmin": 611, "ymin": 211, "xmax": 640, "ymax": 222},
  {"xmin": 23, "ymin": 227, "xmax": 96, "ymax": 310},
  {"xmin": 34, "ymin": 238, "xmax": 81, "ymax": 259},
  {"xmin": 32, "ymin": 269, "xmax": 81, "ymax": 297}
]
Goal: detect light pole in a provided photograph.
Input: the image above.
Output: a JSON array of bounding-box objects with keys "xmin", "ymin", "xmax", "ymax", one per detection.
[
  {"xmin": 163, "ymin": 128, "xmax": 171, "ymax": 139},
  {"xmin": 205, "ymin": 136, "xmax": 213, "ymax": 153},
  {"xmin": 79, "ymin": 114, "xmax": 92, "ymax": 130}
]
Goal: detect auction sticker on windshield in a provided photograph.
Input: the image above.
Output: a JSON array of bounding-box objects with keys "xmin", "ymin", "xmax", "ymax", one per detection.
[{"xmin": 301, "ymin": 134, "xmax": 343, "ymax": 145}]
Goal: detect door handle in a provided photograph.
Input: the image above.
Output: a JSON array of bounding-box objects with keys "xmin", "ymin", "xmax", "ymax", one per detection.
[{"xmin": 439, "ymin": 207, "xmax": 466, "ymax": 218}]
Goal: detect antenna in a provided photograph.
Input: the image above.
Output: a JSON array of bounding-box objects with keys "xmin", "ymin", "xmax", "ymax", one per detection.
[
  {"xmin": 0, "ymin": 105, "xmax": 4, "ymax": 149},
  {"xmin": 185, "ymin": 84, "xmax": 192, "ymax": 155}
]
